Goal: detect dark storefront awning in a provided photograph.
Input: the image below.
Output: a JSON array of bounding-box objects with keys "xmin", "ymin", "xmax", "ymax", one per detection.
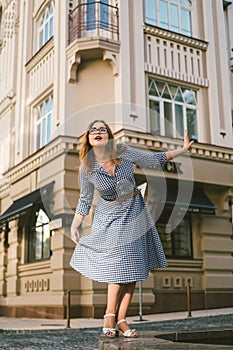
[
  {"xmin": 164, "ymin": 184, "xmax": 215, "ymax": 215},
  {"xmin": 0, "ymin": 182, "xmax": 54, "ymax": 223}
]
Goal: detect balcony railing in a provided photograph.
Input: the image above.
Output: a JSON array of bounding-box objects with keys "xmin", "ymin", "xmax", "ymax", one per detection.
[{"xmin": 68, "ymin": 1, "xmax": 119, "ymax": 45}]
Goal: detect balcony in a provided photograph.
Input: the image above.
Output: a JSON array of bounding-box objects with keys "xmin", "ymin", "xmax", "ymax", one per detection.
[
  {"xmin": 68, "ymin": 1, "xmax": 119, "ymax": 44},
  {"xmin": 67, "ymin": 1, "xmax": 120, "ymax": 83}
]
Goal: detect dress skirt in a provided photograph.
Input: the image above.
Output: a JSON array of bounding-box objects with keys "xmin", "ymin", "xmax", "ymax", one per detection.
[{"xmin": 70, "ymin": 192, "xmax": 167, "ymax": 284}]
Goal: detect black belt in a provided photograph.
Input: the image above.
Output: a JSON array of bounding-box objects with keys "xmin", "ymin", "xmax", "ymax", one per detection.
[{"xmin": 103, "ymin": 189, "xmax": 140, "ymax": 203}]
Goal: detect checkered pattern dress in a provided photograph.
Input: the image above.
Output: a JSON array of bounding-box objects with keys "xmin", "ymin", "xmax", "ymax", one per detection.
[{"xmin": 70, "ymin": 145, "xmax": 168, "ymax": 284}]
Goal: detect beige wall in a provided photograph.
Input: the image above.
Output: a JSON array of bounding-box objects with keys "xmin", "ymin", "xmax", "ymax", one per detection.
[{"xmin": 0, "ymin": 0, "xmax": 233, "ymax": 318}]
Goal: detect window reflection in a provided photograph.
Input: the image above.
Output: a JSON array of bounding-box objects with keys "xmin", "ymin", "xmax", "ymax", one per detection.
[
  {"xmin": 157, "ymin": 207, "xmax": 192, "ymax": 258},
  {"xmin": 28, "ymin": 208, "xmax": 51, "ymax": 263},
  {"xmin": 145, "ymin": 0, "xmax": 192, "ymax": 37}
]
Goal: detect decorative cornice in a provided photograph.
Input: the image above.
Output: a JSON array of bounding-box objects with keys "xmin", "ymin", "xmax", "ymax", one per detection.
[
  {"xmin": 114, "ymin": 129, "xmax": 233, "ymax": 163},
  {"xmin": 145, "ymin": 63, "xmax": 209, "ymax": 87},
  {"xmin": 25, "ymin": 37, "xmax": 54, "ymax": 72},
  {"xmin": 2, "ymin": 135, "xmax": 78, "ymax": 185},
  {"xmin": 143, "ymin": 24, "xmax": 208, "ymax": 51},
  {"xmin": 0, "ymin": 180, "xmax": 10, "ymax": 199},
  {"xmin": 1, "ymin": 130, "xmax": 232, "ymax": 199},
  {"xmin": 0, "ymin": 98, "xmax": 15, "ymax": 117}
]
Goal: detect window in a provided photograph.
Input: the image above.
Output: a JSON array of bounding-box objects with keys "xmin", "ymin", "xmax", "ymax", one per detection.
[
  {"xmin": 28, "ymin": 208, "xmax": 51, "ymax": 262},
  {"xmin": 148, "ymin": 78, "xmax": 198, "ymax": 140},
  {"xmin": 145, "ymin": 0, "xmax": 192, "ymax": 37},
  {"xmin": 34, "ymin": 94, "xmax": 53, "ymax": 150},
  {"xmin": 157, "ymin": 207, "xmax": 192, "ymax": 258},
  {"xmin": 100, "ymin": 0, "xmax": 109, "ymax": 29},
  {"xmin": 87, "ymin": 0, "xmax": 109, "ymax": 31},
  {"xmin": 38, "ymin": 1, "xmax": 54, "ymax": 49},
  {"xmin": 87, "ymin": 0, "xmax": 96, "ymax": 30}
]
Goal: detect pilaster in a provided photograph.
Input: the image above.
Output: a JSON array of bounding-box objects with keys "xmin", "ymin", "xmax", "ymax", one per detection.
[
  {"xmin": 0, "ymin": 226, "xmax": 7, "ymax": 297},
  {"xmin": 6, "ymin": 219, "xmax": 20, "ymax": 296},
  {"xmin": 50, "ymin": 218, "xmax": 82, "ymax": 315}
]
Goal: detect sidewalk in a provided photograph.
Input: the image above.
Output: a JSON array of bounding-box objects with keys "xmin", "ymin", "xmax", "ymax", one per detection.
[
  {"xmin": 0, "ymin": 307, "xmax": 233, "ymax": 350},
  {"xmin": 0, "ymin": 306, "xmax": 233, "ymax": 330}
]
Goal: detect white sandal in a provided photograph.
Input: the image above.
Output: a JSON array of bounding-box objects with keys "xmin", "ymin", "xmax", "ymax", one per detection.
[
  {"xmin": 117, "ymin": 319, "xmax": 137, "ymax": 338},
  {"xmin": 103, "ymin": 313, "xmax": 116, "ymax": 337}
]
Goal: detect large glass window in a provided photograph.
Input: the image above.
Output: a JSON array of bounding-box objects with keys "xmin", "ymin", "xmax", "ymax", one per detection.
[
  {"xmin": 148, "ymin": 78, "xmax": 198, "ymax": 140},
  {"xmin": 100, "ymin": 0, "xmax": 109, "ymax": 29},
  {"xmin": 28, "ymin": 208, "xmax": 51, "ymax": 263},
  {"xmin": 157, "ymin": 207, "xmax": 192, "ymax": 258},
  {"xmin": 87, "ymin": 0, "xmax": 109, "ymax": 31},
  {"xmin": 34, "ymin": 94, "xmax": 53, "ymax": 150},
  {"xmin": 145, "ymin": 0, "xmax": 192, "ymax": 36},
  {"xmin": 38, "ymin": 1, "xmax": 54, "ymax": 49}
]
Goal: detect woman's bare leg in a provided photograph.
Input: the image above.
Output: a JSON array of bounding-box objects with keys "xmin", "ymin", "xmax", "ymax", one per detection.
[
  {"xmin": 116, "ymin": 282, "xmax": 137, "ymax": 336},
  {"xmin": 104, "ymin": 283, "xmax": 121, "ymax": 329}
]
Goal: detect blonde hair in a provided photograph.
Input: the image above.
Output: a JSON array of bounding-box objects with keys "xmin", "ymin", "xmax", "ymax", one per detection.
[{"xmin": 80, "ymin": 120, "xmax": 121, "ymax": 172}]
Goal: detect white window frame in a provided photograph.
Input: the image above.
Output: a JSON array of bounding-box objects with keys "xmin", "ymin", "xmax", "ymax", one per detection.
[
  {"xmin": 38, "ymin": 0, "xmax": 55, "ymax": 50},
  {"xmin": 33, "ymin": 94, "xmax": 53, "ymax": 151},
  {"xmin": 145, "ymin": 0, "xmax": 192, "ymax": 37},
  {"xmin": 148, "ymin": 78, "xmax": 198, "ymax": 140}
]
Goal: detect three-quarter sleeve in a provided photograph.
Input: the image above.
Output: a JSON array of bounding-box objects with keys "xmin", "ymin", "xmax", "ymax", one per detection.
[
  {"xmin": 121, "ymin": 145, "xmax": 167, "ymax": 169},
  {"xmin": 76, "ymin": 167, "xmax": 95, "ymax": 216}
]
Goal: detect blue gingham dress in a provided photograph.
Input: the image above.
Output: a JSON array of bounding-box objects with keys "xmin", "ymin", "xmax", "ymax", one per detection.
[{"xmin": 70, "ymin": 145, "xmax": 168, "ymax": 284}]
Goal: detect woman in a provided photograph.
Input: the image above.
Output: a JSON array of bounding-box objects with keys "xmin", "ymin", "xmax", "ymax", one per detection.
[{"xmin": 70, "ymin": 120, "xmax": 193, "ymax": 338}]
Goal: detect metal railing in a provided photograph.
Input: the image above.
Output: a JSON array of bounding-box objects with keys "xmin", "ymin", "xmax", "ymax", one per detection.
[{"xmin": 68, "ymin": 1, "xmax": 119, "ymax": 44}]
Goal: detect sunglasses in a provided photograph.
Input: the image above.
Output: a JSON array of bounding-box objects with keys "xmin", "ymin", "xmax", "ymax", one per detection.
[{"xmin": 89, "ymin": 127, "xmax": 108, "ymax": 135}]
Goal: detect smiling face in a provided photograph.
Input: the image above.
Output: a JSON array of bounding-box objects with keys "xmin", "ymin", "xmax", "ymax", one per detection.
[{"xmin": 88, "ymin": 121, "xmax": 109, "ymax": 148}]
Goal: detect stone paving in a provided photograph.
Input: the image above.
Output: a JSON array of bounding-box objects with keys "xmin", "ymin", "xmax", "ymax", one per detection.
[{"xmin": 0, "ymin": 313, "xmax": 233, "ymax": 350}]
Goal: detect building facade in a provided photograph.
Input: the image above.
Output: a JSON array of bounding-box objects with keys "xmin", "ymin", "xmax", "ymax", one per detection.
[{"xmin": 0, "ymin": 0, "xmax": 232, "ymax": 318}]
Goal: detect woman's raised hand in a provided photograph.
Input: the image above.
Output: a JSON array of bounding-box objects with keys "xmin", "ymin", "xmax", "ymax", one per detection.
[{"xmin": 183, "ymin": 130, "xmax": 194, "ymax": 152}]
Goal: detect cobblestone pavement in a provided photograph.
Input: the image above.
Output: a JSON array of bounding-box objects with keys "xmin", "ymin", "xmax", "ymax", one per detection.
[{"xmin": 0, "ymin": 314, "xmax": 233, "ymax": 350}]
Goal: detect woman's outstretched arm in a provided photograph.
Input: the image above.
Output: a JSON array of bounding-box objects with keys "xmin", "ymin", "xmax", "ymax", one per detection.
[{"xmin": 166, "ymin": 130, "xmax": 194, "ymax": 161}]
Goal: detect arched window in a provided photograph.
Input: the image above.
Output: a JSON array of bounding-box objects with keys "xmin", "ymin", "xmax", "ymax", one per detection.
[
  {"xmin": 38, "ymin": 1, "xmax": 54, "ymax": 49},
  {"xmin": 145, "ymin": 0, "xmax": 192, "ymax": 37}
]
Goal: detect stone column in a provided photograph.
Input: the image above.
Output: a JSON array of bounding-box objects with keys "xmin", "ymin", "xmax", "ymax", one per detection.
[
  {"xmin": 50, "ymin": 217, "xmax": 82, "ymax": 318},
  {"xmin": 0, "ymin": 225, "xmax": 8, "ymax": 297},
  {"xmin": 6, "ymin": 219, "xmax": 20, "ymax": 296}
]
